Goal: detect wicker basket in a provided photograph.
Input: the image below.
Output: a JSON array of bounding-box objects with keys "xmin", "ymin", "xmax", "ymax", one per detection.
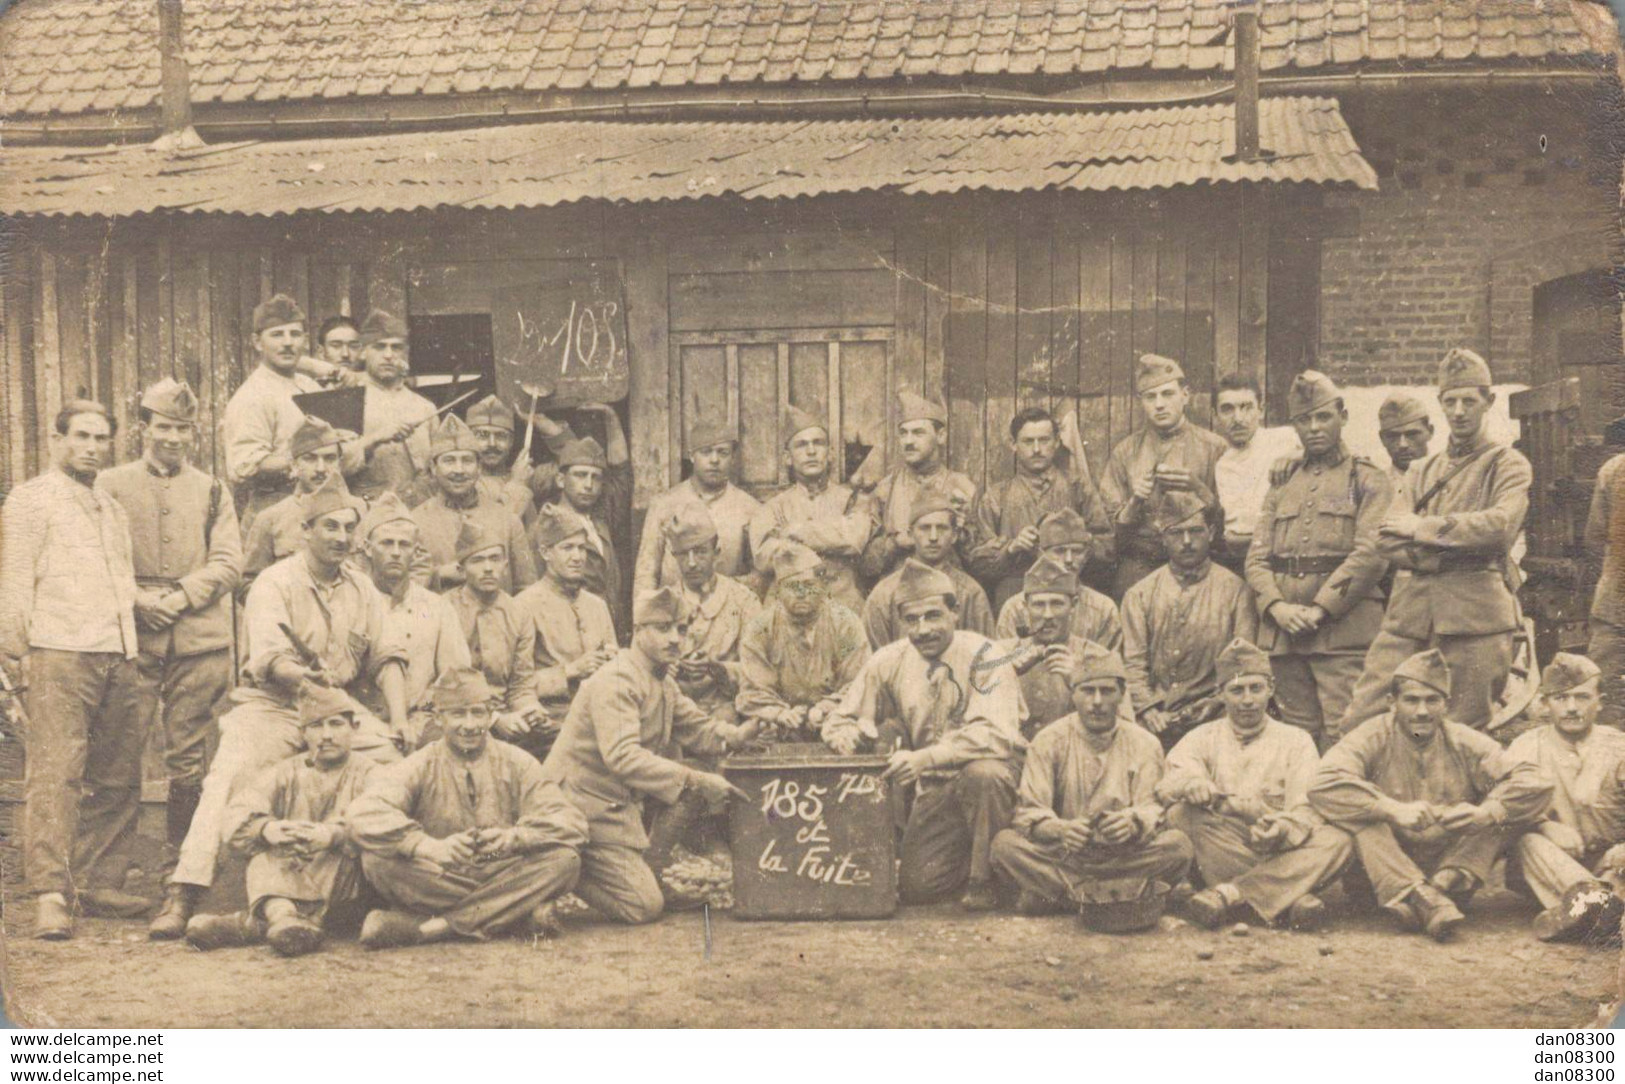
[{"xmin": 1074, "ymin": 877, "xmax": 1170, "ymax": 934}]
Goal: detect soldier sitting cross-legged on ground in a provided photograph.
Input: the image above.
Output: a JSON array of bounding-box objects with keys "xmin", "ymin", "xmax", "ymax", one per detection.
[
  {"xmin": 184, "ymin": 683, "xmax": 376, "ymax": 957},
  {"xmin": 348, "ymin": 667, "xmax": 589, "ymax": 949}
]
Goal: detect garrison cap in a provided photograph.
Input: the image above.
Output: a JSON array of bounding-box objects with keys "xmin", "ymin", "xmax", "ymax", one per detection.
[
  {"xmin": 1378, "ymin": 392, "xmax": 1431, "ymax": 433},
  {"xmin": 359, "ymin": 309, "xmax": 409, "ymax": 348},
  {"xmin": 634, "ymin": 585, "xmax": 688, "ymax": 627},
  {"xmin": 290, "ymin": 414, "xmax": 344, "ymax": 459},
  {"xmin": 1216, "ymin": 638, "xmax": 1272, "ymax": 686},
  {"xmin": 1152, "ymin": 489, "xmax": 1210, "ymax": 532},
  {"xmin": 772, "ymin": 541, "xmax": 824, "ymax": 584},
  {"xmin": 430, "ymin": 413, "xmax": 479, "ymax": 460},
  {"xmin": 662, "ymin": 502, "xmax": 719, "ymax": 553},
  {"xmin": 1393, "ymin": 648, "xmax": 1452, "ymax": 698},
  {"xmin": 686, "ymin": 417, "xmax": 737, "ymax": 454},
  {"xmin": 893, "ymin": 558, "xmax": 957, "ymax": 607},
  {"xmin": 1135, "ymin": 354, "xmax": 1185, "ymax": 394},
  {"xmin": 356, "ymin": 491, "xmax": 416, "ymax": 540},
  {"xmin": 1438, "ymin": 348, "xmax": 1493, "ymax": 393},
  {"xmin": 301, "ymin": 487, "xmax": 364, "ymax": 527},
  {"xmin": 429, "ymin": 666, "xmax": 497, "ymax": 711},
  {"xmin": 140, "ymin": 377, "xmax": 199, "ymax": 423},
  {"xmin": 298, "ymin": 683, "xmax": 357, "ymax": 726},
  {"xmin": 1287, "ymin": 370, "xmax": 1341, "ymax": 420},
  {"xmin": 782, "ymin": 405, "xmax": 827, "ymax": 444},
  {"xmin": 532, "ymin": 503, "xmax": 590, "ymax": 550},
  {"xmin": 556, "ymin": 436, "xmax": 607, "ymax": 471},
  {"xmin": 1070, "ymin": 642, "xmax": 1128, "ymax": 687},
  {"xmin": 1541, "ymin": 652, "xmax": 1602, "ymax": 696},
  {"xmin": 897, "ymin": 390, "xmax": 948, "ymax": 426},
  {"xmin": 455, "ymin": 520, "xmax": 505, "ymax": 563},
  {"xmin": 252, "ymin": 293, "xmax": 305, "ymax": 333},
  {"xmin": 1023, "ymin": 552, "xmax": 1078, "ymax": 598},
  {"xmin": 909, "ymin": 491, "xmax": 958, "ymax": 528},
  {"xmin": 1037, "ymin": 507, "xmax": 1091, "ymax": 548},
  {"xmin": 466, "ymin": 394, "xmax": 516, "ymax": 432}
]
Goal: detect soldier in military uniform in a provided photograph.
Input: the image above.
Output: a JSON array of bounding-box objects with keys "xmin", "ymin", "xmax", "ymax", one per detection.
[
  {"xmin": 99, "ymin": 379, "xmax": 244, "ymax": 865},
  {"xmin": 1245, "ymin": 372, "xmax": 1392, "ymax": 748},
  {"xmin": 412, "ymin": 414, "xmax": 537, "ymax": 595},
  {"xmin": 634, "ymin": 417, "xmax": 762, "ymax": 597},
  {"xmin": 1377, "ymin": 391, "xmax": 1435, "ymax": 486},
  {"xmin": 860, "ymin": 392, "xmax": 978, "ymax": 579},
  {"xmin": 347, "ymin": 310, "xmax": 436, "ymax": 503},
  {"xmin": 466, "ymin": 394, "xmax": 537, "ymax": 526},
  {"xmin": 241, "ymin": 415, "xmax": 352, "ymax": 588},
  {"xmin": 1337, "ymin": 349, "xmax": 1531, "ymax": 734},
  {"xmin": 1099, "ymin": 354, "xmax": 1229, "ymax": 599}
]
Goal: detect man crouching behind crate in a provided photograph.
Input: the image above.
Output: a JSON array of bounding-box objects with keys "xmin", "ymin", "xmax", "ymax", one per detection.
[
  {"xmin": 822, "ymin": 559, "xmax": 1028, "ymax": 912},
  {"xmin": 541, "ymin": 586, "xmax": 758, "ymax": 924}
]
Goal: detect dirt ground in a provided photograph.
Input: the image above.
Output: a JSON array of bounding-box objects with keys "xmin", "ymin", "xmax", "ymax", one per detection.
[{"xmin": 2, "ymin": 881, "xmax": 1618, "ymax": 1029}]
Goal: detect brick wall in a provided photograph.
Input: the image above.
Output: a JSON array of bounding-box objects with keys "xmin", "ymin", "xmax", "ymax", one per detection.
[{"xmin": 1316, "ymin": 87, "xmax": 1619, "ymax": 389}]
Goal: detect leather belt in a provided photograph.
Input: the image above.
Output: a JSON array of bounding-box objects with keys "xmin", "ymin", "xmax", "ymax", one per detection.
[
  {"xmin": 1268, "ymin": 555, "xmax": 1345, "ymax": 576},
  {"xmin": 1431, "ymin": 553, "xmax": 1498, "ymax": 573}
]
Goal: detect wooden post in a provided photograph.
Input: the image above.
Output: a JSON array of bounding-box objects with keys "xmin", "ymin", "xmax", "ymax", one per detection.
[
  {"xmin": 156, "ymin": 0, "xmax": 194, "ymax": 137},
  {"xmin": 1234, "ymin": 5, "xmax": 1260, "ymax": 163}
]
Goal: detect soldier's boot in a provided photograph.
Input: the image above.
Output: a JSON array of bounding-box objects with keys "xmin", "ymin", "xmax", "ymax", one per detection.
[
  {"xmin": 959, "ymin": 881, "xmax": 999, "ymax": 913},
  {"xmin": 1427, "ymin": 866, "xmax": 1478, "ymax": 907},
  {"xmin": 185, "ymin": 911, "xmax": 261, "ymax": 951},
  {"xmin": 529, "ymin": 900, "xmax": 565, "ymax": 940},
  {"xmin": 1533, "ymin": 881, "xmax": 1622, "ymax": 944},
  {"xmin": 1284, "ymin": 893, "xmax": 1328, "ymax": 932},
  {"xmin": 1183, "ymin": 888, "xmax": 1233, "ymax": 930},
  {"xmin": 34, "ymin": 893, "xmax": 72, "ymax": 941},
  {"xmin": 359, "ymin": 910, "xmax": 424, "ymax": 950},
  {"xmin": 266, "ymin": 916, "xmax": 324, "ymax": 957},
  {"xmin": 76, "ymin": 888, "xmax": 155, "ymax": 919},
  {"xmin": 1408, "ymin": 884, "xmax": 1465, "ymax": 942},
  {"xmin": 149, "ymin": 883, "xmax": 200, "ymax": 940}
]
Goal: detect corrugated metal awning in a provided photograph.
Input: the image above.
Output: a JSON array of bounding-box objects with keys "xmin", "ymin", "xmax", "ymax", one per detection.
[{"xmin": 0, "ymin": 97, "xmax": 1376, "ymax": 218}]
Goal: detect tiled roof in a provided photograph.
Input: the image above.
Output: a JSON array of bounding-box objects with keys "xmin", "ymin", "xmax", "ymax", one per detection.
[
  {"xmin": 0, "ymin": 0, "xmax": 1604, "ymax": 120},
  {"xmin": 0, "ymin": 97, "xmax": 1377, "ymax": 217}
]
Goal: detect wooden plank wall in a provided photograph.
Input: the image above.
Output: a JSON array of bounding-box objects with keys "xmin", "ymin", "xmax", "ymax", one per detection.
[{"xmin": 0, "ymin": 190, "xmax": 1284, "ymax": 505}]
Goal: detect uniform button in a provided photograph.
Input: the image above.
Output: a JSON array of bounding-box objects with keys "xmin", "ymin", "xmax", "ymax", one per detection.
[
  {"xmin": 163, "ymin": 536, "xmax": 172, "ymax": 543},
  {"xmin": 161, "ymin": 508, "xmax": 171, "ymax": 516}
]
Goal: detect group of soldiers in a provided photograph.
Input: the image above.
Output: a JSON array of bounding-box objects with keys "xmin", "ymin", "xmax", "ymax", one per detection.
[{"xmin": 2, "ymin": 288, "xmax": 1622, "ymax": 958}]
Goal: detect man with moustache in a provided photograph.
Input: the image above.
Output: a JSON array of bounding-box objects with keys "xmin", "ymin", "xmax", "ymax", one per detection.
[
  {"xmin": 661, "ymin": 504, "xmax": 760, "ymax": 724},
  {"xmin": 351, "ymin": 667, "xmax": 589, "ymax": 948},
  {"xmin": 1162, "ymin": 640, "xmax": 1352, "ymax": 931},
  {"xmin": 241, "ymin": 415, "xmax": 351, "ymax": 587},
  {"xmin": 542, "ymin": 589, "xmax": 754, "ymax": 923},
  {"xmin": 515, "ymin": 504, "xmax": 617, "ymax": 732},
  {"xmin": 184, "ymin": 684, "xmax": 376, "ymax": 957},
  {"xmin": 317, "ymin": 315, "xmax": 362, "ymax": 377},
  {"xmin": 100, "ymin": 379, "xmax": 243, "ymax": 875},
  {"xmin": 864, "ymin": 493, "xmax": 994, "ymax": 649},
  {"xmin": 152, "ymin": 488, "xmax": 410, "ymax": 939},
  {"xmin": 1310, "ymin": 650, "xmax": 1552, "ymax": 941},
  {"xmin": 823, "ymin": 560, "xmax": 1027, "ymax": 911},
  {"xmin": 1337, "ymin": 349, "xmax": 1532, "ymax": 734},
  {"xmin": 1506, "ymin": 654, "xmax": 1625, "ymax": 941},
  {"xmin": 969, "ymin": 406, "xmax": 1109, "ymax": 613},
  {"xmin": 861, "ymin": 392, "xmax": 978, "ymax": 579},
  {"xmin": 993, "ymin": 507, "xmax": 1122, "ymax": 651},
  {"xmin": 465, "ymin": 394, "xmax": 537, "ymax": 526},
  {"xmin": 347, "ymin": 311, "xmax": 436, "ymax": 503},
  {"xmin": 1, "ymin": 401, "xmax": 146, "ymax": 939},
  {"xmin": 1099, "ymin": 355, "xmax": 1229, "ymax": 599},
  {"xmin": 1212, "ymin": 374, "xmax": 1300, "ymax": 578},
  {"xmin": 530, "ymin": 403, "xmax": 632, "ymax": 636},
  {"xmin": 737, "ymin": 543, "xmax": 870, "ymax": 741},
  {"xmin": 221, "ymin": 295, "xmax": 362, "ymax": 527},
  {"xmin": 445, "ymin": 522, "xmax": 548, "ymax": 755},
  {"xmin": 1121, "ymin": 490, "xmax": 1257, "ymax": 742},
  {"xmin": 1246, "ymin": 371, "xmax": 1391, "ymax": 748},
  {"xmin": 990, "ymin": 643, "xmax": 1192, "ymax": 915},
  {"xmin": 750, "ymin": 406, "xmax": 877, "ymax": 614},
  {"xmin": 1001, "ymin": 554, "xmax": 1131, "ymax": 733},
  {"xmin": 635, "ymin": 418, "xmax": 761, "ymax": 596},
  {"xmin": 412, "ymin": 414, "xmax": 537, "ymax": 595}
]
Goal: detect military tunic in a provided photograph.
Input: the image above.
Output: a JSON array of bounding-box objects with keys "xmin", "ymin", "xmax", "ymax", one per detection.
[
  {"xmin": 351, "ymin": 740, "xmax": 588, "ymax": 937},
  {"xmin": 735, "ymin": 601, "xmax": 869, "ymax": 734},
  {"xmin": 541, "ymin": 648, "xmax": 744, "ymax": 923},
  {"xmin": 673, "ymin": 574, "xmax": 761, "ymax": 719},
  {"xmin": 476, "ymin": 471, "xmax": 536, "ymax": 526},
  {"xmin": 1004, "ymin": 635, "xmax": 1133, "ymax": 734},
  {"xmin": 859, "ymin": 464, "xmax": 978, "ymax": 578},
  {"xmin": 1245, "ymin": 444, "xmax": 1392, "ymax": 743},
  {"xmin": 100, "ymin": 459, "xmax": 243, "ymax": 796},
  {"xmin": 863, "ymin": 561, "xmax": 994, "ymax": 650},
  {"xmin": 968, "ymin": 465, "xmax": 1109, "ymax": 613},
  {"xmin": 348, "ymin": 381, "xmax": 437, "ymax": 502},
  {"xmin": 412, "ymin": 492, "xmax": 538, "ymax": 595},
  {"xmin": 1121, "ymin": 562, "xmax": 1257, "ymax": 718},
  {"xmin": 225, "ymin": 753, "xmax": 374, "ymax": 919},
  {"xmin": 634, "ymin": 478, "xmax": 762, "ymax": 596},
  {"xmin": 1310, "ymin": 713, "xmax": 1551, "ymax": 907},
  {"xmin": 749, "ymin": 479, "xmax": 876, "ymax": 613},
  {"xmin": 222, "ymin": 364, "xmax": 361, "ymax": 526},
  {"xmin": 447, "ymin": 586, "xmax": 542, "ymax": 719},
  {"xmin": 1338, "ymin": 432, "xmax": 1532, "ymax": 733},
  {"xmin": 365, "ymin": 582, "xmax": 471, "ymax": 745},
  {"xmin": 1099, "ymin": 420, "xmax": 1229, "ymax": 597},
  {"xmin": 1584, "ymin": 454, "xmax": 1625, "ymax": 723},
  {"xmin": 512, "ymin": 577, "xmax": 616, "ymax": 721}
]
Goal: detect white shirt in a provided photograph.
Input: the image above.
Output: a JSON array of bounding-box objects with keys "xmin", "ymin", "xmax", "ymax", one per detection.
[{"xmin": 1215, "ymin": 425, "xmax": 1301, "ymax": 541}]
